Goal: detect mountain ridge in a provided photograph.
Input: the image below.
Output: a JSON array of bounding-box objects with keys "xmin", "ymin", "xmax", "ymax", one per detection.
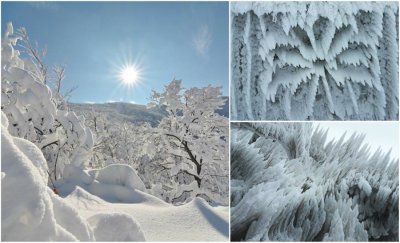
[{"xmin": 69, "ymin": 96, "xmax": 229, "ymax": 127}]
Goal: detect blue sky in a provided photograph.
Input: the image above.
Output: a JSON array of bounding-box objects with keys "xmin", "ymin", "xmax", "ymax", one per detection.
[{"xmin": 2, "ymin": 1, "xmax": 229, "ymax": 104}]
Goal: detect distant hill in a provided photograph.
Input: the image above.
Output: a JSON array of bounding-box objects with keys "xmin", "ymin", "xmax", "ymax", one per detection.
[
  {"xmin": 69, "ymin": 102, "xmax": 166, "ymax": 126},
  {"xmin": 69, "ymin": 97, "xmax": 228, "ymax": 127}
]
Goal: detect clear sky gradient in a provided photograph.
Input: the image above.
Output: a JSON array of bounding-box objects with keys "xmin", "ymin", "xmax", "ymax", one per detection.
[
  {"xmin": 2, "ymin": 1, "xmax": 229, "ymax": 104},
  {"xmin": 314, "ymin": 122, "xmax": 399, "ymax": 160}
]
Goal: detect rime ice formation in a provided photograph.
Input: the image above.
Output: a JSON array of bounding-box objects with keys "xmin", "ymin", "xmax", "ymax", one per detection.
[
  {"xmin": 231, "ymin": 2, "xmax": 399, "ymax": 120},
  {"xmin": 231, "ymin": 123, "xmax": 399, "ymax": 241}
]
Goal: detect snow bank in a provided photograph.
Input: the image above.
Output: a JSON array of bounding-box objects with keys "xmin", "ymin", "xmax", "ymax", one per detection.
[
  {"xmin": 65, "ymin": 187, "xmax": 228, "ymax": 241},
  {"xmin": 90, "ymin": 164, "xmax": 146, "ymax": 192},
  {"xmin": 57, "ymin": 163, "xmax": 164, "ymax": 205},
  {"xmin": 1, "ymin": 112, "xmax": 94, "ymax": 241},
  {"xmin": 189, "ymin": 197, "xmax": 229, "ymax": 238},
  {"xmin": 88, "ymin": 213, "xmax": 145, "ymax": 241}
]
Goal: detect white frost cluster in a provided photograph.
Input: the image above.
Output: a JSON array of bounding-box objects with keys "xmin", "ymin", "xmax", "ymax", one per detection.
[
  {"xmin": 231, "ymin": 122, "xmax": 398, "ymax": 241},
  {"xmin": 231, "ymin": 2, "xmax": 399, "ymax": 120}
]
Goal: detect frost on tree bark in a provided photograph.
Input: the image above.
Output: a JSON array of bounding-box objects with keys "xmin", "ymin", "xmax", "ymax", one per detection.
[
  {"xmin": 230, "ymin": 122, "xmax": 399, "ymax": 241},
  {"xmin": 231, "ymin": 2, "xmax": 399, "ymax": 120}
]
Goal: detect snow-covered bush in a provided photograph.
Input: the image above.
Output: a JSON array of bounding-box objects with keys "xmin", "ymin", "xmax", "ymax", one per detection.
[
  {"xmin": 1, "ymin": 111, "xmax": 95, "ymax": 241},
  {"xmin": 231, "ymin": 122, "xmax": 399, "ymax": 241},
  {"xmin": 231, "ymin": 2, "xmax": 399, "ymax": 120},
  {"xmin": 145, "ymin": 80, "xmax": 229, "ymax": 205},
  {"xmin": 81, "ymin": 108, "xmax": 152, "ymax": 170},
  {"xmin": 1, "ymin": 23, "xmax": 93, "ymax": 180},
  {"xmin": 90, "ymin": 164, "xmax": 146, "ymax": 192},
  {"xmin": 55, "ymin": 163, "xmax": 159, "ymax": 204}
]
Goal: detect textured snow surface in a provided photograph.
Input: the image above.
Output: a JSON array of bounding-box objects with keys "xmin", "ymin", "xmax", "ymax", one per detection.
[
  {"xmin": 231, "ymin": 123, "xmax": 398, "ymax": 241},
  {"xmin": 231, "ymin": 1, "xmax": 399, "ymax": 120},
  {"xmin": 65, "ymin": 189, "xmax": 229, "ymax": 241},
  {"xmin": 87, "ymin": 213, "xmax": 145, "ymax": 241}
]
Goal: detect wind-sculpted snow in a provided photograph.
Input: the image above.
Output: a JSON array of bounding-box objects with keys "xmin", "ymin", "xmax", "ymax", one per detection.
[
  {"xmin": 231, "ymin": 123, "xmax": 398, "ymax": 241},
  {"xmin": 231, "ymin": 2, "xmax": 399, "ymax": 120}
]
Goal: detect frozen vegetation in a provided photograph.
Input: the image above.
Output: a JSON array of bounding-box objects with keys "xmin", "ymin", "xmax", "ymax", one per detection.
[
  {"xmin": 231, "ymin": 1, "xmax": 399, "ymax": 120},
  {"xmin": 1, "ymin": 22, "xmax": 228, "ymax": 241},
  {"xmin": 74, "ymin": 81, "xmax": 229, "ymax": 206},
  {"xmin": 231, "ymin": 122, "xmax": 399, "ymax": 241}
]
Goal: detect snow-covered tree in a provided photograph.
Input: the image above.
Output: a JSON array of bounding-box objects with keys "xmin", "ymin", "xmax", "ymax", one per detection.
[
  {"xmin": 80, "ymin": 108, "xmax": 153, "ymax": 170},
  {"xmin": 231, "ymin": 122, "xmax": 399, "ymax": 241},
  {"xmin": 231, "ymin": 2, "xmax": 399, "ymax": 120},
  {"xmin": 146, "ymin": 80, "xmax": 229, "ymax": 205},
  {"xmin": 1, "ymin": 23, "xmax": 93, "ymax": 180}
]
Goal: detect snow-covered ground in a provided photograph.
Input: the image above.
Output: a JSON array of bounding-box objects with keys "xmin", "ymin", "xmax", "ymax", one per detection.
[{"xmin": 65, "ymin": 188, "xmax": 229, "ymax": 241}]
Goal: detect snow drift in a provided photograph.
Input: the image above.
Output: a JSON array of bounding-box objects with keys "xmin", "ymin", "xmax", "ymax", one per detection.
[
  {"xmin": 1, "ymin": 111, "xmax": 146, "ymax": 241},
  {"xmin": 231, "ymin": 2, "xmax": 399, "ymax": 120},
  {"xmin": 231, "ymin": 122, "xmax": 398, "ymax": 241},
  {"xmin": 88, "ymin": 213, "xmax": 145, "ymax": 241},
  {"xmin": 65, "ymin": 189, "xmax": 229, "ymax": 241},
  {"xmin": 1, "ymin": 111, "xmax": 94, "ymax": 241},
  {"xmin": 55, "ymin": 163, "xmax": 157, "ymax": 204}
]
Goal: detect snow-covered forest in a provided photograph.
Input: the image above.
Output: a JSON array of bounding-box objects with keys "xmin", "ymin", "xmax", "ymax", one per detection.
[
  {"xmin": 231, "ymin": 1, "xmax": 399, "ymax": 120},
  {"xmin": 231, "ymin": 122, "xmax": 399, "ymax": 241},
  {"xmin": 1, "ymin": 22, "xmax": 229, "ymax": 241}
]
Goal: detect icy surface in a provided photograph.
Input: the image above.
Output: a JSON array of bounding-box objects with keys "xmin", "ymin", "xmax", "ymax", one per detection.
[
  {"xmin": 231, "ymin": 122, "xmax": 399, "ymax": 241},
  {"xmin": 230, "ymin": 2, "xmax": 399, "ymax": 120}
]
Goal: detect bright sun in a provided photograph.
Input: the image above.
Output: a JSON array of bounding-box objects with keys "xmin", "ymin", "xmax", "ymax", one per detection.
[{"xmin": 119, "ymin": 65, "xmax": 140, "ymax": 86}]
